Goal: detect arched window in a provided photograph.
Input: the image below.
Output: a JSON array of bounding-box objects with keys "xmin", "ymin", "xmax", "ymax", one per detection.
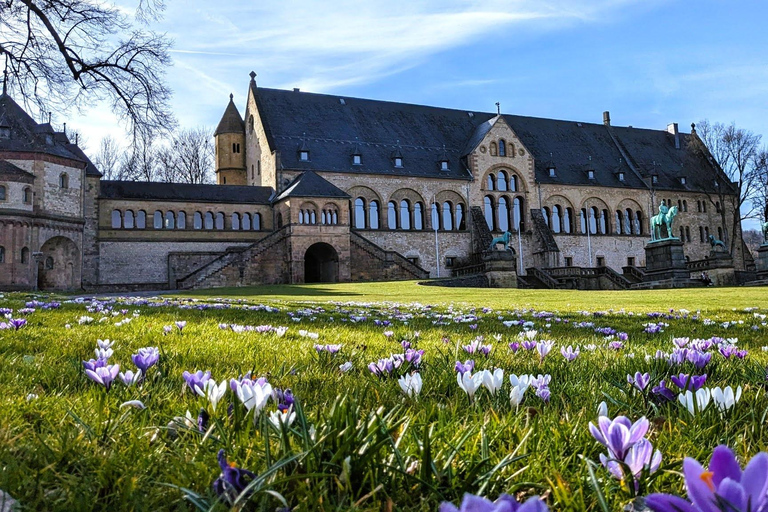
[
  {"xmin": 499, "ymin": 197, "xmax": 510, "ymax": 232},
  {"xmin": 600, "ymin": 209, "xmax": 608, "ymax": 234},
  {"xmin": 194, "ymin": 212, "xmax": 203, "ymax": 229},
  {"xmin": 242, "ymin": 213, "xmax": 251, "ymax": 230},
  {"xmin": 369, "ymin": 201, "xmax": 380, "ymax": 229},
  {"xmin": 683, "ymin": 200, "xmax": 688, "ymax": 212},
  {"xmin": 298, "ymin": 210, "xmax": 305, "ymax": 224},
  {"xmin": 204, "ymin": 212, "xmax": 214, "ymax": 230},
  {"xmin": 321, "ymin": 211, "xmax": 327, "ymax": 225},
  {"xmin": 277, "ymin": 213, "xmax": 283, "ymax": 228},
  {"xmin": 232, "ymin": 213, "xmax": 241, "ymax": 230},
  {"xmin": 399, "ymin": 200, "xmax": 411, "ymax": 230},
  {"xmin": 685, "ymin": 226, "xmax": 691, "ymax": 242},
  {"xmin": 165, "ymin": 211, "xmax": 175, "ymax": 229},
  {"xmin": 489, "ymin": 142, "xmax": 498, "ymax": 156},
  {"xmin": 21, "ymin": 247, "xmax": 29, "ymax": 264},
  {"xmin": 498, "ymin": 140, "xmax": 506, "ymax": 157},
  {"xmin": 177, "ymin": 211, "xmax": 186, "ymax": 229},
  {"xmin": 509, "ymin": 174, "xmax": 518, "ymax": 192},
  {"xmin": 716, "ymin": 201, "xmax": 721, "ymax": 213},
  {"xmin": 0, "ymin": 185, "xmax": 5, "ymax": 201},
  {"xmin": 414, "ymin": 202, "xmax": 424, "ymax": 230},
  {"xmin": 635, "ymin": 211, "xmax": 642, "ymax": 235},
  {"xmin": 23, "ymin": 187, "xmax": 32, "ymax": 204},
  {"xmin": 442, "ymin": 202, "xmax": 453, "ymax": 231},
  {"xmin": 45, "ymin": 256, "xmax": 54, "ymax": 269},
  {"xmin": 59, "ymin": 173, "xmax": 69, "ymax": 188},
  {"xmin": 680, "ymin": 227, "xmax": 685, "ymax": 241},
  {"xmin": 137, "ymin": 210, "xmax": 146, "ymax": 229},
  {"xmin": 678, "ymin": 200, "xmax": 683, "ymax": 211},
  {"xmin": 589, "ymin": 207, "xmax": 599, "ymax": 234},
  {"xmin": 310, "ymin": 210, "xmax": 317, "ymax": 224},
  {"xmin": 624, "ymin": 209, "xmax": 632, "ymax": 234},
  {"xmin": 332, "ymin": 210, "xmax": 338, "ymax": 225},
  {"xmin": 431, "ymin": 202, "xmax": 440, "ymax": 230},
  {"xmin": 111, "ymin": 209, "xmax": 122, "ymax": 228},
  {"xmin": 615, "ymin": 211, "xmax": 622, "ymax": 234},
  {"xmin": 387, "ymin": 202, "xmax": 397, "ymax": 229},
  {"xmin": 580, "ymin": 208, "xmax": 588, "ymax": 234},
  {"xmin": 705, "ymin": 226, "xmax": 710, "ymax": 239},
  {"xmin": 702, "ymin": 201, "xmax": 707, "ymax": 213},
  {"xmin": 0, "ymin": 246, "xmax": 4, "ymax": 263},
  {"xmin": 513, "ymin": 197, "xmax": 523, "ymax": 231},
  {"xmin": 564, "ymin": 207, "xmax": 573, "ymax": 233},
  {"xmin": 497, "ymin": 171, "xmax": 508, "ymax": 191},
  {"xmin": 484, "ymin": 196, "xmax": 495, "ymax": 231},
  {"xmin": 456, "ymin": 203, "xmax": 465, "ymax": 230},
  {"xmin": 486, "ymin": 174, "xmax": 495, "ymax": 191},
  {"xmin": 215, "ymin": 212, "xmax": 224, "ymax": 229},
  {"xmin": 253, "ymin": 213, "xmax": 261, "ymax": 230},
  {"xmin": 542, "ymin": 206, "xmax": 550, "ymax": 227},
  {"xmin": 124, "ymin": 210, "xmax": 135, "ymax": 229},
  {"xmin": 697, "ymin": 201, "xmax": 702, "ymax": 212},
  {"xmin": 154, "ymin": 211, "xmax": 163, "ymax": 229},
  {"xmin": 552, "ymin": 205, "xmax": 562, "ymax": 233},
  {"xmin": 718, "ymin": 226, "xmax": 723, "ymax": 240},
  {"xmin": 699, "ymin": 226, "xmax": 705, "ymax": 242},
  {"xmin": 354, "ymin": 198, "xmax": 366, "ymax": 229}
]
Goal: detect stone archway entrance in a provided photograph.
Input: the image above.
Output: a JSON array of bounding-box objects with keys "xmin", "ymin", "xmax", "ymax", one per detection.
[
  {"xmin": 304, "ymin": 243, "xmax": 339, "ymax": 283},
  {"xmin": 37, "ymin": 236, "xmax": 81, "ymax": 291}
]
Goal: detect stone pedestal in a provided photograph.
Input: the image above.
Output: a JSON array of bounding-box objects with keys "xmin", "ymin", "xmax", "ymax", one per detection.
[
  {"xmin": 482, "ymin": 250, "xmax": 517, "ymax": 288},
  {"xmin": 644, "ymin": 239, "xmax": 689, "ymax": 282},
  {"xmin": 758, "ymin": 245, "xmax": 768, "ymax": 278}
]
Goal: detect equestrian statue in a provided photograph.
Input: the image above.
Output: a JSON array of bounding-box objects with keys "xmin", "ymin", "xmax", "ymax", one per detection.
[
  {"xmin": 488, "ymin": 231, "xmax": 512, "ymax": 251},
  {"xmin": 762, "ymin": 220, "xmax": 768, "ymax": 245},
  {"xmin": 650, "ymin": 200, "xmax": 679, "ymax": 241}
]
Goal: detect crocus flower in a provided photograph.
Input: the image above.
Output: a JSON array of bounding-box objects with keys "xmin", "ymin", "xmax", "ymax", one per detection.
[
  {"xmin": 439, "ymin": 492, "xmax": 549, "ymax": 512},
  {"xmin": 212, "ymin": 449, "xmax": 256, "ymax": 506},
  {"xmin": 183, "ymin": 370, "xmax": 211, "ymax": 393},
  {"xmin": 521, "ymin": 340, "xmax": 537, "ymax": 351},
  {"xmin": 268, "ymin": 408, "xmax": 296, "ymax": 429},
  {"xmin": 678, "ymin": 388, "xmax": 711, "ymax": 416},
  {"xmin": 231, "ymin": 378, "xmax": 272, "ymax": 414},
  {"xmin": 536, "ymin": 387, "xmax": 551, "ymax": 402},
  {"xmin": 671, "ymin": 373, "xmax": 708, "ymax": 392},
  {"xmin": 398, "ymin": 373, "xmax": 423, "ymax": 398},
  {"xmin": 9, "ymin": 318, "xmax": 27, "ymax": 330},
  {"xmin": 82, "ymin": 358, "xmax": 107, "ymax": 371},
  {"xmin": 85, "ymin": 364, "xmax": 120, "ymax": 391},
  {"xmin": 645, "ymin": 445, "xmax": 768, "ymax": 512},
  {"xmin": 599, "ymin": 438, "xmax": 662, "ymax": 481},
  {"xmin": 196, "ymin": 379, "xmax": 227, "ymax": 412},
  {"xmin": 652, "ymin": 380, "xmax": 676, "ymax": 403},
  {"xmin": 627, "ymin": 372, "xmax": 651, "ymax": 391},
  {"xmin": 119, "ymin": 369, "xmax": 142, "ymax": 386},
  {"xmin": 481, "ymin": 368, "xmax": 504, "ymax": 396},
  {"xmin": 120, "ymin": 400, "xmax": 146, "ymax": 410},
  {"xmin": 457, "ymin": 371, "xmax": 483, "ymax": 403},
  {"xmin": 339, "ymin": 361, "xmax": 353, "ymax": 372},
  {"xmin": 314, "ymin": 344, "xmax": 342, "ymax": 354},
  {"xmin": 510, "ymin": 384, "xmax": 527, "ymax": 408},
  {"xmin": 131, "ymin": 346, "xmax": 160, "ymax": 373},
  {"xmin": 589, "ymin": 415, "xmax": 650, "ymax": 460},
  {"xmin": 536, "ymin": 340, "xmax": 554, "ymax": 360},
  {"xmin": 561, "ymin": 345, "xmax": 580, "ymax": 361},
  {"xmin": 508, "ymin": 342, "xmax": 521, "ymax": 353},
  {"xmin": 175, "ymin": 321, "xmax": 187, "ymax": 332},
  {"xmin": 368, "ymin": 358, "xmax": 394, "ymax": 377},
  {"xmin": 455, "ymin": 360, "xmax": 475, "ymax": 375},
  {"xmin": 711, "ymin": 386, "xmax": 742, "ymax": 412}
]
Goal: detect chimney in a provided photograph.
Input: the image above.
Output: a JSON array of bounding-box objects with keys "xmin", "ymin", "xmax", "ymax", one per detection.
[
  {"xmin": 603, "ymin": 111, "xmax": 611, "ymax": 126},
  {"xmin": 667, "ymin": 123, "xmax": 680, "ymax": 149}
]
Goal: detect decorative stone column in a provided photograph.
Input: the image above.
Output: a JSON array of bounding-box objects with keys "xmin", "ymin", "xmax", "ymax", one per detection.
[
  {"xmin": 482, "ymin": 250, "xmax": 517, "ymax": 288},
  {"xmin": 643, "ymin": 239, "xmax": 689, "ymax": 284}
]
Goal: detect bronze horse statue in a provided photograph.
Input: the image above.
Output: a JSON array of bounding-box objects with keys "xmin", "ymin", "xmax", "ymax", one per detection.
[
  {"xmin": 763, "ymin": 221, "xmax": 768, "ymax": 244},
  {"xmin": 708, "ymin": 235, "xmax": 727, "ymax": 250},
  {"xmin": 488, "ymin": 231, "xmax": 512, "ymax": 251},
  {"xmin": 650, "ymin": 205, "xmax": 679, "ymax": 241}
]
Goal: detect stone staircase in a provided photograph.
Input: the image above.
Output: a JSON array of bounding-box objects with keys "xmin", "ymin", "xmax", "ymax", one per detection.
[
  {"xmin": 350, "ymin": 233, "xmax": 429, "ymax": 280},
  {"xmin": 176, "ymin": 226, "xmax": 291, "ymax": 289}
]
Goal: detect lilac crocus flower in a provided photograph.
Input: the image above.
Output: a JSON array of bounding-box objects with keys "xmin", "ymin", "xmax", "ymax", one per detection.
[
  {"xmin": 131, "ymin": 347, "xmax": 159, "ymax": 373},
  {"xmin": 508, "ymin": 342, "xmax": 521, "ymax": 353},
  {"xmin": 119, "ymin": 369, "xmax": 142, "ymax": 386},
  {"xmin": 454, "ymin": 360, "xmax": 475, "ymax": 374},
  {"xmin": 561, "ymin": 345, "xmax": 580, "ymax": 361},
  {"xmin": 439, "ymin": 492, "xmax": 549, "ymax": 512},
  {"xmin": 272, "ymin": 388, "xmax": 295, "ymax": 412},
  {"xmin": 670, "ymin": 373, "xmax": 707, "ymax": 392},
  {"xmin": 645, "ymin": 445, "xmax": 768, "ymax": 512},
  {"xmin": 212, "ymin": 449, "xmax": 256, "ymax": 506},
  {"xmin": 404, "ymin": 348, "xmax": 424, "ymax": 367},
  {"xmin": 652, "ymin": 380, "xmax": 676, "ymax": 402},
  {"xmin": 9, "ymin": 318, "xmax": 27, "ymax": 330},
  {"xmin": 627, "ymin": 372, "xmax": 651, "ymax": 391},
  {"xmin": 82, "ymin": 358, "xmax": 107, "ymax": 371},
  {"xmin": 618, "ymin": 332, "xmax": 629, "ymax": 341},
  {"xmin": 589, "ymin": 415, "xmax": 650, "ymax": 460},
  {"xmin": 368, "ymin": 358, "xmax": 394, "ymax": 377},
  {"xmin": 522, "ymin": 340, "xmax": 537, "ymax": 351},
  {"xmin": 609, "ymin": 341, "xmax": 624, "ymax": 350},
  {"xmin": 85, "ymin": 364, "xmax": 120, "ymax": 390},
  {"xmin": 182, "ymin": 370, "xmax": 211, "ymax": 392},
  {"xmin": 688, "ymin": 351, "xmax": 712, "ymax": 369},
  {"xmin": 536, "ymin": 340, "xmax": 554, "ymax": 360},
  {"xmin": 600, "ymin": 438, "xmax": 662, "ymax": 481}
]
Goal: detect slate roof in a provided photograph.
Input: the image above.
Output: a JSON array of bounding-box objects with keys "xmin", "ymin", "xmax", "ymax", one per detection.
[
  {"xmin": 251, "ymin": 87, "xmax": 724, "ymax": 193},
  {"xmin": 0, "ymin": 93, "xmax": 101, "ymax": 176},
  {"xmin": 100, "ymin": 180, "xmax": 274, "ymax": 204},
  {"xmin": 0, "ymin": 159, "xmax": 35, "ymax": 183},
  {"xmin": 274, "ymin": 171, "xmax": 350, "ymax": 202},
  {"xmin": 215, "ymin": 95, "xmax": 245, "ymax": 136}
]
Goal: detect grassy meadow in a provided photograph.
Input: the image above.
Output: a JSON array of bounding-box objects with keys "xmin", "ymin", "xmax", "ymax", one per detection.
[{"xmin": 1, "ymin": 284, "xmax": 767, "ymax": 511}]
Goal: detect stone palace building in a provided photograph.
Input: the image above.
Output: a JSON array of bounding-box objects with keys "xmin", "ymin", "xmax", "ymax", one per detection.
[{"xmin": 0, "ymin": 73, "xmax": 750, "ymax": 291}]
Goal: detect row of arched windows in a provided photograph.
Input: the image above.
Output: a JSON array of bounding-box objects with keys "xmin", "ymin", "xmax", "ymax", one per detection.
[
  {"xmin": 697, "ymin": 226, "xmax": 723, "ymax": 243},
  {"xmin": 0, "ymin": 185, "xmax": 33, "ymax": 204},
  {"xmin": 484, "ymin": 195, "xmax": 524, "ymax": 232},
  {"xmin": 0, "ymin": 246, "xmax": 29, "ymax": 264},
  {"xmin": 387, "ymin": 200, "xmax": 425, "ymax": 230},
  {"xmin": 542, "ymin": 205, "xmax": 575, "ymax": 233},
  {"xmin": 485, "ymin": 171, "xmax": 519, "ymax": 192},
  {"xmin": 489, "ymin": 139, "xmax": 514, "ymax": 157},
  {"xmin": 353, "ymin": 198, "xmax": 465, "ymax": 231},
  {"xmin": 298, "ymin": 205, "xmax": 339, "ymax": 225},
  {"xmin": 541, "ymin": 206, "xmax": 644, "ymax": 236},
  {"xmin": 111, "ymin": 209, "xmax": 262, "ymax": 231}
]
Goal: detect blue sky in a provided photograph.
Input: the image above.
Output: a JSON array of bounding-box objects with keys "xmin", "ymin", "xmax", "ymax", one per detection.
[{"xmin": 71, "ymin": 0, "xmax": 768, "ymax": 224}]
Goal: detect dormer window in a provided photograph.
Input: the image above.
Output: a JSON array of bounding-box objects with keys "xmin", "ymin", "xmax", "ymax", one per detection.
[
  {"xmin": 299, "ymin": 150, "xmax": 310, "ymax": 162},
  {"xmin": 352, "ymin": 154, "xmax": 362, "ymax": 165},
  {"xmin": 0, "ymin": 127, "xmax": 9, "ymax": 139},
  {"xmin": 587, "ymin": 170, "xmax": 595, "ymax": 180},
  {"xmin": 652, "ymin": 175, "xmax": 658, "ymax": 184},
  {"xmin": 548, "ymin": 167, "xmax": 556, "ymax": 178},
  {"xmin": 45, "ymin": 134, "xmax": 53, "ymax": 145},
  {"xmin": 680, "ymin": 176, "xmax": 687, "ymax": 185},
  {"xmin": 440, "ymin": 160, "xmax": 449, "ymax": 171},
  {"xmin": 618, "ymin": 172, "xmax": 625, "ymax": 182},
  {"xmin": 394, "ymin": 157, "xmax": 403, "ymax": 168}
]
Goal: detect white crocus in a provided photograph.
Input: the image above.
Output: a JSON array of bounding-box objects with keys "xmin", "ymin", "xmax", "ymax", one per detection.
[
  {"xmin": 509, "ymin": 384, "xmax": 527, "ymax": 408},
  {"xmin": 457, "ymin": 371, "xmax": 483, "ymax": 403},
  {"xmin": 678, "ymin": 388, "xmax": 711, "ymax": 416},
  {"xmin": 481, "ymin": 368, "xmax": 504, "ymax": 396},
  {"xmin": 712, "ymin": 386, "xmax": 742, "ymax": 412},
  {"xmin": 196, "ymin": 379, "xmax": 227, "ymax": 412},
  {"xmin": 597, "ymin": 401, "xmax": 608, "ymax": 418},
  {"xmin": 398, "ymin": 372, "xmax": 423, "ymax": 398},
  {"xmin": 509, "ymin": 374, "xmax": 533, "ymax": 391},
  {"xmin": 120, "ymin": 400, "xmax": 146, "ymax": 410},
  {"xmin": 269, "ymin": 409, "xmax": 296, "ymax": 429},
  {"xmin": 339, "ymin": 361, "xmax": 353, "ymax": 372},
  {"xmin": 232, "ymin": 380, "xmax": 272, "ymax": 414}
]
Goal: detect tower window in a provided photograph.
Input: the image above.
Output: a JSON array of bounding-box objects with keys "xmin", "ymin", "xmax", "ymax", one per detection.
[
  {"xmin": 618, "ymin": 172, "xmax": 625, "ymax": 182},
  {"xmin": 680, "ymin": 177, "xmax": 687, "ymax": 185},
  {"xmin": 59, "ymin": 173, "xmax": 69, "ymax": 188},
  {"xmin": 0, "ymin": 186, "xmax": 5, "ymax": 201},
  {"xmin": 23, "ymin": 187, "xmax": 32, "ymax": 203},
  {"xmin": 652, "ymin": 175, "xmax": 658, "ymax": 184},
  {"xmin": 587, "ymin": 170, "xmax": 595, "ymax": 180},
  {"xmin": 353, "ymin": 154, "xmax": 362, "ymax": 165},
  {"xmin": 300, "ymin": 150, "xmax": 310, "ymax": 161},
  {"xmin": 232, "ymin": 143, "xmax": 241, "ymax": 153},
  {"xmin": 548, "ymin": 167, "xmax": 556, "ymax": 177},
  {"xmin": 440, "ymin": 160, "xmax": 449, "ymax": 171},
  {"xmin": 394, "ymin": 157, "xmax": 403, "ymax": 168}
]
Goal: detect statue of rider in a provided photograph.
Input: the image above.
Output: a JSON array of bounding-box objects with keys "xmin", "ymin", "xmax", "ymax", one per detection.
[{"xmin": 658, "ymin": 200, "xmax": 668, "ymax": 217}]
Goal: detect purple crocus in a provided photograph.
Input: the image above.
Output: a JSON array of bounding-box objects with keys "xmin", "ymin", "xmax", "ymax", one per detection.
[
  {"xmin": 82, "ymin": 358, "xmax": 107, "ymax": 371},
  {"xmin": 85, "ymin": 364, "xmax": 120, "ymax": 390},
  {"xmin": 522, "ymin": 340, "xmax": 537, "ymax": 351},
  {"xmin": 561, "ymin": 345, "xmax": 579, "ymax": 361},
  {"xmin": 182, "ymin": 370, "xmax": 211, "ymax": 392},
  {"xmin": 454, "ymin": 360, "xmax": 475, "ymax": 375},
  {"xmin": 627, "ymin": 372, "xmax": 651, "ymax": 391},
  {"xmin": 645, "ymin": 445, "xmax": 768, "ymax": 512},
  {"xmin": 670, "ymin": 373, "xmax": 707, "ymax": 392},
  {"xmin": 688, "ymin": 351, "xmax": 712, "ymax": 369},
  {"xmin": 652, "ymin": 380, "xmax": 676, "ymax": 403},
  {"xmin": 404, "ymin": 348, "xmax": 424, "ymax": 367},
  {"xmin": 609, "ymin": 341, "xmax": 624, "ymax": 350},
  {"xmin": 439, "ymin": 492, "xmax": 549, "ymax": 512},
  {"xmin": 589, "ymin": 415, "xmax": 650, "ymax": 460},
  {"xmin": 272, "ymin": 388, "xmax": 295, "ymax": 412},
  {"xmin": 368, "ymin": 358, "xmax": 394, "ymax": 378},
  {"xmin": 508, "ymin": 342, "xmax": 521, "ymax": 353},
  {"xmin": 175, "ymin": 321, "xmax": 187, "ymax": 332},
  {"xmin": 9, "ymin": 318, "xmax": 27, "ymax": 330},
  {"xmin": 131, "ymin": 346, "xmax": 159, "ymax": 373},
  {"xmin": 212, "ymin": 449, "xmax": 256, "ymax": 506},
  {"xmin": 600, "ymin": 438, "xmax": 662, "ymax": 481}
]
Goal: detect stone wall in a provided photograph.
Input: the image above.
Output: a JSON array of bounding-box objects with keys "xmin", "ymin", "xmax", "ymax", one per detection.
[
  {"xmin": 0, "ymin": 216, "xmax": 34, "ymax": 289},
  {"xmin": 168, "ymin": 252, "xmax": 225, "ymax": 288}
]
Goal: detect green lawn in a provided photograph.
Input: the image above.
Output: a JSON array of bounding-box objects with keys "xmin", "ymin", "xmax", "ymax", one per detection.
[{"xmin": 1, "ymin": 283, "xmax": 767, "ymax": 511}]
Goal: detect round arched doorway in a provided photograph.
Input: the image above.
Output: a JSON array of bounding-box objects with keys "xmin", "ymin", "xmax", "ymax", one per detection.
[
  {"xmin": 304, "ymin": 243, "xmax": 339, "ymax": 283},
  {"xmin": 37, "ymin": 236, "xmax": 81, "ymax": 290}
]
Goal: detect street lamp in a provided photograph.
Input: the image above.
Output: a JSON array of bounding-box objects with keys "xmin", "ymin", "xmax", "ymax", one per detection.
[{"xmin": 580, "ymin": 210, "xmax": 593, "ymax": 266}]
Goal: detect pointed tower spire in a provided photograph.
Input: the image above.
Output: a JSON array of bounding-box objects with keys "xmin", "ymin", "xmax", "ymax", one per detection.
[{"xmin": 2, "ymin": 54, "xmax": 8, "ymax": 96}]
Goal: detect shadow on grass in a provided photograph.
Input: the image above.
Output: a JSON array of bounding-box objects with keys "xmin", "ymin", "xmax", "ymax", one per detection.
[{"xmin": 180, "ymin": 284, "xmax": 362, "ymax": 299}]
